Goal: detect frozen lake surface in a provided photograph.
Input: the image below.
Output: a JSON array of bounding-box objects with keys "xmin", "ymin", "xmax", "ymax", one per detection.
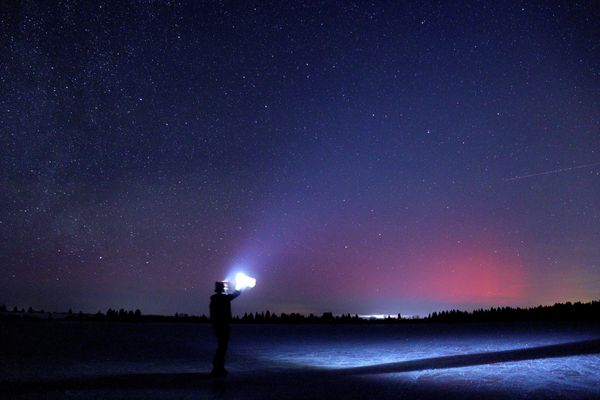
[{"xmin": 2, "ymin": 320, "xmax": 600, "ymax": 399}]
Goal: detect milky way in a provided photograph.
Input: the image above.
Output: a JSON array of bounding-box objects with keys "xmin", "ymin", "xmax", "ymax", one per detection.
[{"xmin": 1, "ymin": 1, "xmax": 599, "ymax": 316}]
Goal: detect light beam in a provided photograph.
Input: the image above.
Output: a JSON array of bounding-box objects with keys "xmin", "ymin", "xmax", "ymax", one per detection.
[{"xmin": 234, "ymin": 272, "xmax": 256, "ymax": 291}]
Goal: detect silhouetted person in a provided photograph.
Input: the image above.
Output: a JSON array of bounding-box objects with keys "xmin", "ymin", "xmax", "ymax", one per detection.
[{"xmin": 210, "ymin": 281, "xmax": 240, "ymax": 377}]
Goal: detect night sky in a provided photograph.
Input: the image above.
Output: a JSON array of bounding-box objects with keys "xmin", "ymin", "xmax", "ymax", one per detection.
[{"xmin": 1, "ymin": 1, "xmax": 599, "ymax": 317}]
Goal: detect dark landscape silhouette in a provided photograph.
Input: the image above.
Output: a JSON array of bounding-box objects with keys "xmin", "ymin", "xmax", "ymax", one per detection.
[{"xmin": 2, "ymin": 300, "xmax": 599, "ymax": 324}]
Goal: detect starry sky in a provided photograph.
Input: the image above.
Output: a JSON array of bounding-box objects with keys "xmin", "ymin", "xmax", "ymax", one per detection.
[{"xmin": 1, "ymin": 1, "xmax": 599, "ymax": 317}]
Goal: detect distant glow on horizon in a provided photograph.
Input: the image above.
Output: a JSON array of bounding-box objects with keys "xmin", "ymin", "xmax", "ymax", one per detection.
[{"xmin": 358, "ymin": 314, "xmax": 398, "ymax": 320}]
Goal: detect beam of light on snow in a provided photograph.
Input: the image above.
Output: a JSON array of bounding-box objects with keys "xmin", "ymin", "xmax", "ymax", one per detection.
[{"xmin": 234, "ymin": 272, "xmax": 256, "ymax": 290}]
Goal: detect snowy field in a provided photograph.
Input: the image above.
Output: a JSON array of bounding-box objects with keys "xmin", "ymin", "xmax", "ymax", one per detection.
[{"xmin": 1, "ymin": 320, "xmax": 600, "ymax": 399}]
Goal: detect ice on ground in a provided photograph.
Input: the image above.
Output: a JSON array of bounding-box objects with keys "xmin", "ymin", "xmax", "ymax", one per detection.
[{"xmin": 1, "ymin": 321, "xmax": 599, "ymax": 399}]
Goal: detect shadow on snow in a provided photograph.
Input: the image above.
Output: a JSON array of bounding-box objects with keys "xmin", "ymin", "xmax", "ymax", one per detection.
[
  {"xmin": 2, "ymin": 338, "xmax": 600, "ymax": 395},
  {"xmin": 338, "ymin": 338, "xmax": 600, "ymax": 375}
]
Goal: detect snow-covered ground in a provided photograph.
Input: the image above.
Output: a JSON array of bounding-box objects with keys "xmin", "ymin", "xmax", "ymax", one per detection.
[{"xmin": 1, "ymin": 321, "xmax": 599, "ymax": 399}]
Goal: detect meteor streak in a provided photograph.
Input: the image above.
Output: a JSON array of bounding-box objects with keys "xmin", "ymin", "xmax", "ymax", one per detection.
[{"xmin": 504, "ymin": 162, "xmax": 600, "ymax": 181}]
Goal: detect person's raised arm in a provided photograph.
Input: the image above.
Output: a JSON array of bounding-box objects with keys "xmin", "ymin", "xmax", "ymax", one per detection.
[{"xmin": 228, "ymin": 290, "xmax": 241, "ymax": 300}]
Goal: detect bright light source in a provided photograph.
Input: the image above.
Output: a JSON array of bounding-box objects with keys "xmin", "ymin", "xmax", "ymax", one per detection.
[{"xmin": 235, "ymin": 272, "xmax": 256, "ymax": 290}]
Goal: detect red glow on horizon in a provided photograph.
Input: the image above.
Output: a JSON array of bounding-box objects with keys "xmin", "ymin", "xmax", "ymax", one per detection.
[
  {"xmin": 342, "ymin": 241, "xmax": 528, "ymax": 308},
  {"xmin": 414, "ymin": 249, "xmax": 525, "ymax": 304}
]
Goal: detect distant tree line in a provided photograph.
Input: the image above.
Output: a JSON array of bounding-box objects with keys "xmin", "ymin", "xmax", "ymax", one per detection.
[
  {"xmin": 1, "ymin": 300, "xmax": 598, "ymax": 324},
  {"xmin": 93, "ymin": 309, "xmax": 209, "ymax": 323},
  {"xmin": 426, "ymin": 301, "xmax": 600, "ymax": 323},
  {"xmin": 0, "ymin": 305, "xmax": 46, "ymax": 314},
  {"xmin": 232, "ymin": 311, "xmax": 372, "ymax": 324},
  {"xmin": 0, "ymin": 306, "xmax": 208, "ymax": 323},
  {"xmin": 231, "ymin": 301, "xmax": 600, "ymax": 323}
]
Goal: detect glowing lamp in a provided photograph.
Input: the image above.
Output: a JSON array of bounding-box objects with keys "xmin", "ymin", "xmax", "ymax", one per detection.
[{"xmin": 234, "ymin": 272, "xmax": 256, "ymax": 291}]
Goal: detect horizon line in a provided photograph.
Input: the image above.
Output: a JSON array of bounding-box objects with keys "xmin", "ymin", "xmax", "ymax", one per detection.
[{"xmin": 2, "ymin": 298, "xmax": 598, "ymax": 319}]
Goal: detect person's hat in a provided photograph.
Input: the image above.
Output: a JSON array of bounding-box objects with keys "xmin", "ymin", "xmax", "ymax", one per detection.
[{"xmin": 214, "ymin": 281, "xmax": 225, "ymax": 293}]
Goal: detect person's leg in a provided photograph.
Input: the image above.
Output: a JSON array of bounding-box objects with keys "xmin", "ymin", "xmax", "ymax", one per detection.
[{"xmin": 212, "ymin": 325, "xmax": 230, "ymax": 374}]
